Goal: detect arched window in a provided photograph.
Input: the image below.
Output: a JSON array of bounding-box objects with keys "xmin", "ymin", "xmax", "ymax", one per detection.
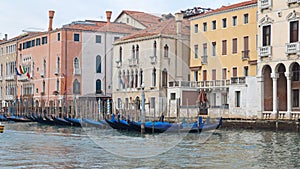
[
  {"xmin": 96, "ymin": 79, "xmax": 101, "ymax": 94},
  {"xmin": 96, "ymin": 55, "xmax": 101, "ymax": 73},
  {"xmin": 153, "ymin": 41, "xmax": 157, "ymax": 57},
  {"xmin": 74, "ymin": 57, "xmax": 80, "ymax": 75},
  {"xmin": 132, "ymin": 45, "xmax": 135, "ymax": 58},
  {"xmin": 136, "ymin": 45, "xmax": 139, "ymax": 61},
  {"xmin": 164, "ymin": 44, "xmax": 169, "ymax": 57},
  {"xmin": 42, "ymin": 80, "xmax": 45, "ymax": 93},
  {"xmin": 73, "ymin": 79, "xmax": 80, "ymax": 94},
  {"xmin": 139, "ymin": 69, "xmax": 143, "ymax": 87},
  {"xmin": 56, "ymin": 57, "xmax": 60, "ymax": 74},
  {"xmin": 162, "ymin": 69, "xmax": 168, "ymax": 87},
  {"xmin": 152, "ymin": 67, "xmax": 156, "ymax": 87},
  {"xmin": 119, "ymin": 47, "xmax": 122, "ymax": 62},
  {"xmin": 43, "ymin": 59, "xmax": 46, "ymax": 75}
]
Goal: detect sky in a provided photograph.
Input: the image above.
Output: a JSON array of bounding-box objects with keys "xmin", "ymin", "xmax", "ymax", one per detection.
[{"xmin": 0, "ymin": 0, "xmax": 246, "ymax": 39}]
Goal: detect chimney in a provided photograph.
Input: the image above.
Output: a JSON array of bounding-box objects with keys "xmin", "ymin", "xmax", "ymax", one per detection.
[
  {"xmin": 48, "ymin": 10, "xmax": 55, "ymax": 32},
  {"xmin": 106, "ymin": 11, "xmax": 112, "ymax": 23},
  {"xmin": 4, "ymin": 34, "xmax": 8, "ymax": 41},
  {"xmin": 175, "ymin": 12, "xmax": 184, "ymax": 36}
]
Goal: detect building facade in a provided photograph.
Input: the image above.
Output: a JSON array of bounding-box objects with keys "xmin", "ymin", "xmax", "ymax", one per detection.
[
  {"xmin": 112, "ymin": 13, "xmax": 190, "ymax": 119},
  {"xmin": 188, "ymin": 0, "xmax": 258, "ymax": 118},
  {"xmin": 257, "ymin": 0, "xmax": 300, "ymax": 119}
]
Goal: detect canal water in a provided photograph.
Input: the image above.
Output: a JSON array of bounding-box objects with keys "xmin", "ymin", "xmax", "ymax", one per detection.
[{"xmin": 0, "ymin": 122, "xmax": 299, "ymax": 169}]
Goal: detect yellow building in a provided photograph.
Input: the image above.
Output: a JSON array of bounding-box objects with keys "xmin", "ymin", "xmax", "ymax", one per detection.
[{"xmin": 189, "ymin": 0, "xmax": 258, "ymax": 118}]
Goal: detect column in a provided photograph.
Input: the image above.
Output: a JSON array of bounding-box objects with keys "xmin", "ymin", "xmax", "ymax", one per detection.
[
  {"xmin": 271, "ymin": 73, "xmax": 278, "ymax": 117},
  {"xmin": 256, "ymin": 76, "xmax": 264, "ymax": 119},
  {"xmin": 285, "ymin": 72, "xmax": 292, "ymax": 119}
]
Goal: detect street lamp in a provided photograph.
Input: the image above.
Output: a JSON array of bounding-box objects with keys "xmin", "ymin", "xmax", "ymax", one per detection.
[{"xmin": 141, "ymin": 82, "xmax": 145, "ymax": 134}]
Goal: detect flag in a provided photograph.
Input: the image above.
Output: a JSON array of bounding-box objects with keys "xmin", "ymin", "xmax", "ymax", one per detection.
[
  {"xmin": 22, "ymin": 65, "xmax": 27, "ymax": 74},
  {"xmin": 19, "ymin": 65, "xmax": 24, "ymax": 74},
  {"xmin": 15, "ymin": 68, "xmax": 21, "ymax": 76},
  {"xmin": 26, "ymin": 72, "xmax": 31, "ymax": 79}
]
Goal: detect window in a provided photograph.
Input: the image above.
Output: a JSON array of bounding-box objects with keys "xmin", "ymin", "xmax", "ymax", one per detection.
[
  {"xmin": 117, "ymin": 98, "xmax": 122, "ymax": 109},
  {"xmin": 222, "ymin": 68, "xmax": 227, "ymax": 80},
  {"xmin": 212, "ymin": 20, "xmax": 216, "ymax": 30},
  {"xmin": 164, "ymin": 45, "xmax": 169, "ymax": 57},
  {"xmin": 222, "ymin": 18, "xmax": 227, "ymax": 28},
  {"xmin": 232, "ymin": 16, "xmax": 237, "ymax": 26},
  {"xmin": 293, "ymin": 89, "xmax": 299, "ymax": 107},
  {"xmin": 74, "ymin": 58, "xmax": 80, "ymax": 75},
  {"xmin": 56, "ymin": 79, "xmax": 59, "ymax": 91},
  {"xmin": 74, "ymin": 33, "xmax": 80, "ymax": 42},
  {"xmin": 132, "ymin": 45, "xmax": 135, "ymax": 58},
  {"xmin": 244, "ymin": 14, "xmax": 249, "ymax": 24},
  {"xmin": 42, "ymin": 36, "xmax": 47, "ymax": 45},
  {"xmin": 96, "ymin": 55, "xmax": 101, "ymax": 73},
  {"xmin": 56, "ymin": 57, "xmax": 60, "ymax": 73},
  {"xmin": 139, "ymin": 69, "xmax": 143, "ymax": 87},
  {"xmin": 243, "ymin": 36, "xmax": 249, "ymax": 58},
  {"xmin": 153, "ymin": 41, "xmax": 157, "ymax": 57},
  {"xmin": 292, "ymin": 64, "xmax": 299, "ymax": 81},
  {"xmin": 212, "ymin": 69, "xmax": 216, "ymax": 80},
  {"xmin": 235, "ymin": 91, "xmax": 241, "ymax": 107},
  {"xmin": 96, "ymin": 35, "xmax": 101, "ymax": 43},
  {"xmin": 203, "ymin": 22, "xmax": 207, "ymax": 32},
  {"xmin": 290, "ymin": 21, "xmax": 299, "ymax": 43},
  {"xmin": 232, "ymin": 67, "xmax": 237, "ymax": 77},
  {"xmin": 96, "ymin": 79, "xmax": 101, "ymax": 94},
  {"xmin": 222, "ymin": 40, "xmax": 227, "ymax": 55},
  {"xmin": 42, "ymin": 80, "xmax": 45, "ymax": 93},
  {"xmin": 232, "ymin": 38, "xmax": 237, "ymax": 54},
  {"xmin": 150, "ymin": 97, "xmax": 155, "ymax": 109},
  {"xmin": 162, "ymin": 69, "xmax": 168, "ymax": 87},
  {"xmin": 119, "ymin": 47, "xmax": 122, "ymax": 62},
  {"xmin": 194, "ymin": 70, "xmax": 198, "ymax": 82},
  {"xmin": 36, "ymin": 38, "xmax": 40, "ymax": 46},
  {"xmin": 114, "ymin": 37, "xmax": 120, "ymax": 41},
  {"xmin": 194, "ymin": 45, "xmax": 198, "ymax": 58},
  {"xmin": 171, "ymin": 93, "xmax": 176, "ymax": 100},
  {"xmin": 136, "ymin": 45, "xmax": 139, "ymax": 61},
  {"xmin": 244, "ymin": 66, "xmax": 248, "ymax": 76},
  {"xmin": 263, "ymin": 25, "xmax": 271, "ymax": 46},
  {"xmin": 152, "ymin": 68, "xmax": 156, "ymax": 87},
  {"xmin": 203, "ymin": 70, "xmax": 207, "ymax": 81},
  {"xmin": 194, "ymin": 24, "xmax": 198, "ymax": 33},
  {"xmin": 57, "ymin": 33, "xmax": 60, "ymax": 41},
  {"xmin": 203, "ymin": 43, "xmax": 207, "ymax": 56},
  {"xmin": 73, "ymin": 79, "xmax": 80, "ymax": 94},
  {"xmin": 212, "ymin": 42, "xmax": 216, "ymax": 56}
]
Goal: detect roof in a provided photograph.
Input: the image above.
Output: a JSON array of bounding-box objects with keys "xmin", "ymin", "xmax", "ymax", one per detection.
[
  {"xmin": 117, "ymin": 17, "xmax": 190, "ymax": 41},
  {"xmin": 191, "ymin": 0, "xmax": 257, "ymax": 19},
  {"xmin": 115, "ymin": 10, "xmax": 161, "ymax": 28},
  {"xmin": 0, "ymin": 32, "xmax": 43, "ymax": 44},
  {"xmin": 97, "ymin": 22, "xmax": 141, "ymax": 34}
]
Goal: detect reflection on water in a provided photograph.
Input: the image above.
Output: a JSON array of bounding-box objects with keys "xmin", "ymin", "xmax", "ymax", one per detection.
[{"xmin": 0, "ymin": 123, "xmax": 299, "ymax": 168}]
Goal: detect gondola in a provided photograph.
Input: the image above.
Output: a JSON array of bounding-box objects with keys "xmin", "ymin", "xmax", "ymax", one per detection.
[
  {"xmin": 6, "ymin": 115, "xmax": 32, "ymax": 122},
  {"xmin": 53, "ymin": 117, "xmax": 72, "ymax": 126},
  {"xmin": 64, "ymin": 117, "xmax": 82, "ymax": 127},
  {"xmin": 36, "ymin": 116, "xmax": 56, "ymax": 125},
  {"xmin": 81, "ymin": 118, "xmax": 106, "ymax": 128},
  {"xmin": 0, "ymin": 115, "xmax": 8, "ymax": 121}
]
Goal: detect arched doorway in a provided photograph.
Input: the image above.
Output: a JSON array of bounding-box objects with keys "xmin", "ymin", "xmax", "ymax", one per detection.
[
  {"xmin": 263, "ymin": 65, "xmax": 272, "ymax": 111},
  {"xmin": 276, "ymin": 64, "xmax": 287, "ymax": 111},
  {"xmin": 291, "ymin": 62, "xmax": 300, "ymax": 111}
]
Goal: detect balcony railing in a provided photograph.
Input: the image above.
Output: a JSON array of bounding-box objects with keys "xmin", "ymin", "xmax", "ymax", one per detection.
[
  {"xmin": 168, "ymin": 79, "xmax": 230, "ymax": 89},
  {"xmin": 128, "ymin": 58, "xmax": 138, "ymax": 67},
  {"xmin": 242, "ymin": 50, "xmax": 250, "ymax": 60},
  {"xmin": 286, "ymin": 42, "xmax": 300, "ymax": 54},
  {"xmin": 74, "ymin": 68, "xmax": 81, "ymax": 75},
  {"xmin": 150, "ymin": 55, "xmax": 157, "ymax": 64},
  {"xmin": 201, "ymin": 55, "xmax": 207, "ymax": 64},
  {"xmin": 259, "ymin": 0, "xmax": 272, "ymax": 10},
  {"xmin": 231, "ymin": 77, "xmax": 246, "ymax": 84},
  {"xmin": 287, "ymin": 0, "xmax": 300, "ymax": 4},
  {"xmin": 18, "ymin": 74, "xmax": 30, "ymax": 81},
  {"xmin": 5, "ymin": 75, "xmax": 15, "ymax": 81},
  {"xmin": 259, "ymin": 46, "xmax": 272, "ymax": 58}
]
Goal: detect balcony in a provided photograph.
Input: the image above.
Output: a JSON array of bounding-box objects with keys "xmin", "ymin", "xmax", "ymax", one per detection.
[
  {"xmin": 5, "ymin": 75, "xmax": 15, "ymax": 81},
  {"xmin": 242, "ymin": 50, "xmax": 250, "ymax": 60},
  {"xmin": 40, "ymin": 69, "xmax": 45, "ymax": 77},
  {"xmin": 74, "ymin": 69, "xmax": 81, "ymax": 75},
  {"xmin": 115, "ymin": 60, "xmax": 122, "ymax": 68},
  {"xmin": 54, "ymin": 68, "xmax": 59, "ymax": 75},
  {"xmin": 18, "ymin": 74, "xmax": 30, "ymax": 82},
  {"xmin": 128, "ymin": 58, "xmax": 138, "ymax": 67},
  {"xmin": 287, "ymin": 0, "xmax": 300, "ymax": 5},
  {"xmin": 286, "ymin": 42, "xmax": 300, "ymax": 54},
  {"xmin": 168, "ymin": 80, "xmax": 230, "ymax": 89},
  {"xmin": 259, "ymin": 46, "xmax": 272, "ymax": 58},
  {"xmin": 259, "ymin": 0, "xmax": 272, "ymax": 10},
  {"xmin": 150, "ymin": 55, "xmax": 157, "ymax": 65},
  {"xmin": 231, "ymin": 77, "xmax": 246, "ymax": 84},
  {"xmin": 201, "ymin": 55, "xmax": 207, "ymax": 64}
]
